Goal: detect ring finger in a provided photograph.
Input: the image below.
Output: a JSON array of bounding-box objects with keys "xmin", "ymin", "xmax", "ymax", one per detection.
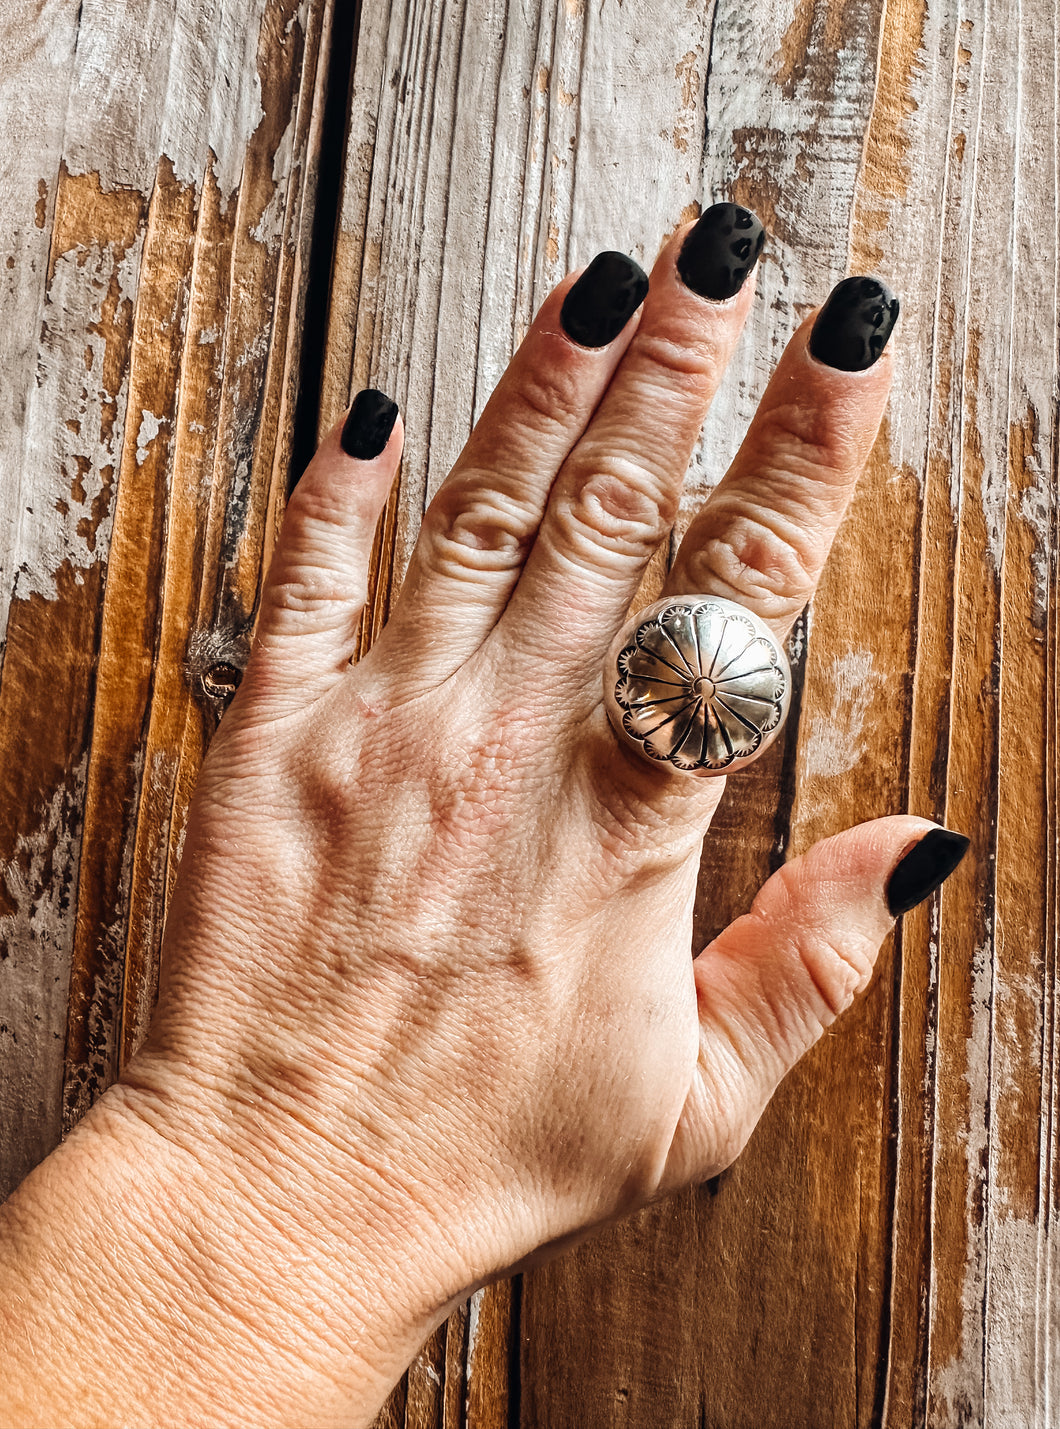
[
  {"xmin": 665, "ymin": 275, "xmax": 899, "ymax": 640},
  {"xmin": 595, "ymin": 275, "xmax": 899, "ymax": 819}
]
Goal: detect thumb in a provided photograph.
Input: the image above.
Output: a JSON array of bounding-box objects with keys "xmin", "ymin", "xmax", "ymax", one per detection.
[
  {"xmin": 245, "ymin": 389, "xmax": 403, "ymax": 715},
  {"xmin": 665, "ymin": 816, "xmax": 969, "ymax": 1189}
]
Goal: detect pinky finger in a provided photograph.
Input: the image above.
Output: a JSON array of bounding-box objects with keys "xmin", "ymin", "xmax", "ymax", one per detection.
[
  {"xmin": 661, "ymin": 816, "xmax": 970, "ymax": 1191},
  {"xmin": 243, "ymin": 390, "xmax": 401, "ymax": 718}
]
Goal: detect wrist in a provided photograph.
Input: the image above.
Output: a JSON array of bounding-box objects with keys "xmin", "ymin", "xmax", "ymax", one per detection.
[{"xmin": 1, "ymin": 1055, "xmax": 464, "ymax": 1428}]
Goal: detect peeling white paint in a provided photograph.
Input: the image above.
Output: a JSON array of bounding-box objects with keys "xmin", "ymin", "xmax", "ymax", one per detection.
[
  {"xmin": 0, "ymin": 753, "xmax": 88, "ymax": 1196},
  {"xmin": 464, "ymin": 1286, "xmax": 485, "ymax": 1420},
  {"xmin": 0, "ymin": 755, "xmax": 86, "ymax": 959},
  {"xmin": 931, "ymin": 934, "xmax": 993, "ymax": 1420},
  {"xmin": 801, "ymin": 650, "xmax": 883, "ymax": 778},
  {"xmin": 982, "ymin": 456, "xmax": 1008, "ymax": 575},
  {"xmin": 422, "ymin": 1360, "xmax": 442, "ymax": 1389},
  {"xmin": 7, "ymin": 232, "xmax": 144, "ymax": 603},
  {"xmin": 63, "ymin": 0, "xmax": 274, "ymax": 202},
  {"xmin": 1014, "ymin": 418, "xmax": 1055, "ymax": 622},
  {"xmin": 136, "ymin": 409, "xmax": 166, "ymax": 466},
  {"xmin": 984, "ymin": 1214, "xmax": 1043, "ymax": 1423}
]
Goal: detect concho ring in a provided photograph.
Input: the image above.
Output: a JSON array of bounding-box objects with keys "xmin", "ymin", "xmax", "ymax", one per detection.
[{"xmin": 604, "ymin": 596, "xmax": 791, "ymax": 776}]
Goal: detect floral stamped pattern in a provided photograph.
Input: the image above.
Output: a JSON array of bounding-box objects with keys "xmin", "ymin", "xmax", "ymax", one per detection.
[{"xmin": 612, "ymin": 600, "xmax": 789, "ymax": 772}]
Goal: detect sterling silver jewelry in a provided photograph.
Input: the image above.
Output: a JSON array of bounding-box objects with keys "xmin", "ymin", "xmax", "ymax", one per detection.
[{"xmin": 604, "ymin": 596, "xmax": 791, "ymax": 776}]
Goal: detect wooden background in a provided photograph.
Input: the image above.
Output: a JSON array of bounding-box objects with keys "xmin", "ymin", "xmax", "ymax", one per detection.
[{"xmin": 0, "ymin": 0, "xmax": 1055, "ymax": 1424}]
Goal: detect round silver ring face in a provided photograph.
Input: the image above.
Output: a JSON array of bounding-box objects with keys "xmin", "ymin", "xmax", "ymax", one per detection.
[{"xmin": 604, "ymin": 596, "xmax": 792, "ymax": 776}]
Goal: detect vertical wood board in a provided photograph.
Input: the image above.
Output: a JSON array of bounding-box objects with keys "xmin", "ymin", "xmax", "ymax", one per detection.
[{"xmin": 0, "ymin": 0, "xmax": 338, "ymax": 1196}]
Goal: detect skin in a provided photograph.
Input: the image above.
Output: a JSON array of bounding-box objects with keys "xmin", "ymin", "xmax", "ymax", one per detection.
[{"xmin": 0, "ymin": 219, "xmax": 939, "ymax": 1428}]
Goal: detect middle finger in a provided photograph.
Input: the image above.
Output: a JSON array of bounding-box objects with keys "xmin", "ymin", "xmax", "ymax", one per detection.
[{"xmin": 494, "ymin": 204, "xmax": 764, "ymax": 679}]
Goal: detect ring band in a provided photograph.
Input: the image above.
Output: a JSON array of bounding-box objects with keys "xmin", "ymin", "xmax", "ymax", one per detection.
[{"xmin": 604, "ymin": 596, "xmax": 791, "ymax": 776}]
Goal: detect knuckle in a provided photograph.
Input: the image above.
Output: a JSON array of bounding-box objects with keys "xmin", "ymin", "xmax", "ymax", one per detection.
[
  {"xmin": 421, "ymin": 478, "xmax": 533, "ymax": 573},
  {"xmin": 285, "ymin": 476, "xmax": 349, "ymax": 528},
  {"xmin": 794, "ymin": 927, "xmax": 874, "ymax": 1023},
  {"xmin": 265, "ymin": 570, "xmax": 367, "ymax": 619},
  {"xmin": 556, "ymin": 454, "xmax": 676, "ymax": 565},
  {"xmin": 752, "ymin": 397, "xmax": 858, "ymax": 485},
  {"xmin": 509, "ymin": 350, "xmax": 589, "ymax": 435},
  {"xmin": 761, "ymin": 863, "xmax": 877, "ymax": 1024},
  {"xmin": 634, "ymin": 326, "xmax": 726, "ymax": 390},
  {"xmin": 680, "ymin": 508, "xmax": 815, "ymax": 613}
]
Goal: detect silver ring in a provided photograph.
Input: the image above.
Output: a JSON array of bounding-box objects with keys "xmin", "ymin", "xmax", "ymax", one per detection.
[{"xmin": 604, "ymin": 596, "xmax": 791, "ymax": 776}]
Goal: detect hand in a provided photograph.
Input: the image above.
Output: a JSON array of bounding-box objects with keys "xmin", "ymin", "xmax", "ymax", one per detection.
[{"xmin": 92, "ymin": 208, "xmax": 961, "ymax": 1421}]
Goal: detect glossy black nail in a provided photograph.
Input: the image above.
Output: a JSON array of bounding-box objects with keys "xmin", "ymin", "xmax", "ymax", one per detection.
[
  {"xmin": 886, "ymin": 827, "xmax": 970, "ymax": 917},
  {"xmin": 341, "ymin": 388, "xmax": 399, "ymax": 460},
  {"xmin": 560, "ymin": 251, "xmax": 650, "ymax": 349},
  {"xmin": 809, "ymin": 275, "xmax": 899, "ymax": 371},
  {"xmin": 676, "ymin": 202, "xmax": 765, "ymax": 301}
]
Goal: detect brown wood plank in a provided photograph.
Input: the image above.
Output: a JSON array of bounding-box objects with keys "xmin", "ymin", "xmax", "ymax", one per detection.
[
  {"xmin": 2, "ymin": 0, "xmax": 1058, "ymax": 1421},
  {"xmin": 0, "ymin": 0, "xmax": 341, "ymax": 1193}
]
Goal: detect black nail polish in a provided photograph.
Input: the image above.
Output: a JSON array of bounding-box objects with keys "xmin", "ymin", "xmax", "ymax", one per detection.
[
  {"xmin": 886, "ymin": 828, "xmax": 970, "ymax": 917},
  {"xmin": 809, "ymin": 276, "xmax": 900, "ymax": 372},
  {"xmin": 560, "ymin": 251, "xmax": 649, "ymax": 349},
  {"xmin": 341, "ymin": 388, "xmax": 399, "ymax": 459},
  {"xmin": 676, "ymin": 202, "xmax": 766, "ymax": 301}
]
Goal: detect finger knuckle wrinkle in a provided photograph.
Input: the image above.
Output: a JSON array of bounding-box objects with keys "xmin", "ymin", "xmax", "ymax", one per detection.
[
  {"xmin": 756, "ymin": 399, "xmax": 852, "ymax": 480},
  {"xmin": 562, "ymin": 457, "xmax": 675, "ymax": 554},
  {"xmin": 635, "ymin": 328, "xmax": 723, "ymax": 388},
  {"xmin": 797, "ymin": 929, "xmax": 875, "ymax": 1023},
  {"xmin": 512, "ymin": 359, "xmax": 587, "ymax": 435},
  {"xmin": 266, "ymin": 566, "xmax": 366, "ymax": 618},
  {"xmin": 288, "ymin": 484, "xmax": 351, "ymax": 530},
  {"xmin": 424, "ymin": 483, "xmax": 532, "ymax": 570},
  {"xmin": 685, "ymin": 513, "xmax": 814, "ymax": 606}
]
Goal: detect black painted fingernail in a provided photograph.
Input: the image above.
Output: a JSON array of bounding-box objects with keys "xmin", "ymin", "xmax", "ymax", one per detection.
[
  {"xmin": 560, "ymin": 251, "xmax": 649, "ymax": 348},
  {"xmin": 809, "ymin": 275, "xmax": 900, "ymax": 371},
  {"xmin": 341, "ymin": 388, "xmax": 399, "ymax": 459},
  {"xmin": 676, "ymin": 202, "xmax": 766, "ymax": 301},
  {"xmin": 886, "ymin": 827, "xmax": 970, "ymax": 916}
]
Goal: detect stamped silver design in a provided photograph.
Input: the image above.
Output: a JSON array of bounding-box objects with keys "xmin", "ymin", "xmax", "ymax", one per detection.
[{"xmin": 604, "ymin": 596, "xmax": 791, "ymax": 775}]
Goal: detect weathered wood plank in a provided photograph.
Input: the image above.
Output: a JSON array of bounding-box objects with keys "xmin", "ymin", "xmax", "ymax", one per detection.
[
  {"xmin": 3, "ymin": 0, "xmax": 1058, "ymax": 1420},
  {"xmin": 0, "ymin": 0, "xmax": 340, "ymax": 1194}
]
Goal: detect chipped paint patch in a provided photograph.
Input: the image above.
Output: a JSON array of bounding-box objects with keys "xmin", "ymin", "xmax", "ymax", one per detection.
[
  {"xmin": 0, "ymin": 754, "xmax": 87, "ymax": 1196},
  {"xmin": 465, "ymin": 1286, "xmax": 485, "ymax": 1420},
  {"xmin": 5, "ymin": 171, "xmax": 146, "ymax": 609},
  {"xmin": 63, "ymin": 0, "xmax": 273, "ymax": 202},
  {"xmin": 136, "ymin": 409, "xmax": 167, "ymax": 466},
  {"xmin": 1009, "ymin": 403, "xmax": 1055, "ymax": 624},
  {"xmin": 931, "ymin": 935, "xmax": 993, "ymax": 1421},
  {"xmin": 801, "ymin": 650, "xmax": 883, "ymax": 778},
  {"xmin": 0, "ymin": 755, "xmax": 87, "ymax": 962}
]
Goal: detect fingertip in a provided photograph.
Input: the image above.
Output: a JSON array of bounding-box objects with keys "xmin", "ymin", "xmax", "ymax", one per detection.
[
  {"xmin": 340, "ymin": 388, "xmax": 401, "ymax": 461},
  {"xmin": 557, "ymin": 251, "xmax": 650, "ymax": 349},
  {"xmin": 803, "ymin": 275, "xmax": 900, "ymax": 376},
  {"xmin": 885, "ymin": 823, "xmax": 970, "ymax": 917},
  {"xmin": 297, "ymin": 392, "xmax": 403, "ymax": 516},
  {"xmin": 786, "ymin": 814, "xmax": 968, "ymax": 925},
  {"xmin": 668, "ymin": 200, "xmax": 767, "ymax": 306}
]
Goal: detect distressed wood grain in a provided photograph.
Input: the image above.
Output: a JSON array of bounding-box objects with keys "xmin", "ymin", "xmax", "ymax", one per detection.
[{"xmin": 0, "ymin": 0, "xmax": 342, "ymax": 1194}]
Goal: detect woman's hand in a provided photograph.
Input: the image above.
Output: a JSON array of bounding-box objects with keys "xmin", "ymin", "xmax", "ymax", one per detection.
[{"xmin": 27, "ymin": 206, "xmax": 963, "ymax": 1426}]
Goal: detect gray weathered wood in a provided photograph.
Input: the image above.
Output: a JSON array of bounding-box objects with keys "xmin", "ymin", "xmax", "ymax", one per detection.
[
  {"xmin": 322, "ymin": 0, "xmax": 1060, "ymax": 1422},
  {"xmin": 0, "ymin": 0, "xmax": 337, "ymax": 1196}
]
